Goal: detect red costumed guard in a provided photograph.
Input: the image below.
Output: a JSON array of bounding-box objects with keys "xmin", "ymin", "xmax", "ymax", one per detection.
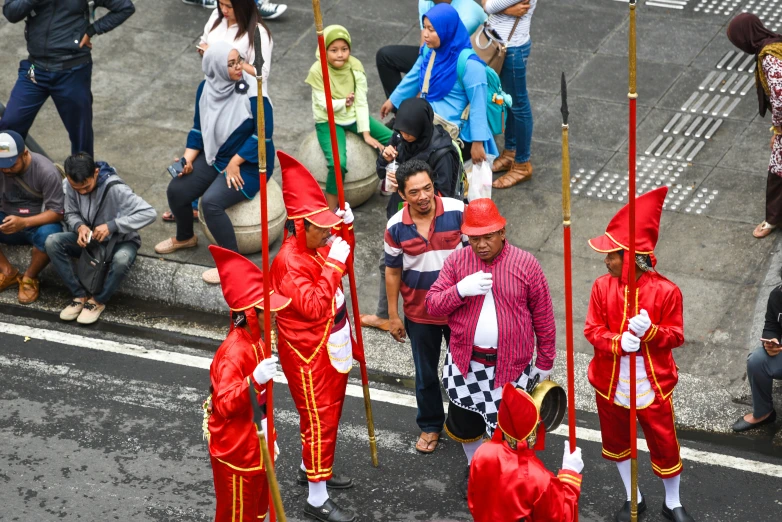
[
  {"xmin": 468, "ymin": 383, "xmax": 583, "ymax": 521},
  {"xmin": 270, "ymin": 152, "xmax": 357, "ymax": 522},
  {"xmin": 205, "ymin": 245, "xmax": 292, "ymax": 522},
  {"xmin": 585, "ymin": 187, "xmax": 694, "ymax": 522}
]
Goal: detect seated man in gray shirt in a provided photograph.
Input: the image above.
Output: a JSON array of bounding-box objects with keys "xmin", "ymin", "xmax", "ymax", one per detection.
[
  {"xmin": 0, "ymin": 130, "xmax": 64, "ymax": 304},
  {"xmin": 45, "ymin": 153, "xmax": 156, "ymax": 325}
]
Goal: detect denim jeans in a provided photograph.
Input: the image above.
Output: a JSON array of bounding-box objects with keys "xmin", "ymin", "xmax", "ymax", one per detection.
[
  {"xmin": 0, "ymin": 211, "xmax": 62, "ymax": 252},
  {"xmin": 405, "ymin": 318, "xmax": 450, "ymax": 433},
  {"xmin": 44, "ymin": 232, "xmax": 138, "ymax": 304},
  {"xmin": 747, "ymin": 345, "xmax": 782, "ymax": 417},
  {"xmin": 499, "ymin": 41, "xmax": 533, "ymax": 163}
]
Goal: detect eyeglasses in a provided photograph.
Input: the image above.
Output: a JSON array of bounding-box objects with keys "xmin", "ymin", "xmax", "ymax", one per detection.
[{"xmin": 227, "ymin": 57, "xmax": 245, "ymax": 69}]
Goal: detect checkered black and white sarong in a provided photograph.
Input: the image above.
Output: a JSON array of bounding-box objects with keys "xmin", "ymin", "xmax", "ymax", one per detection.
[{"xmin": 441, "ymin": 349, "xmax": 531, "ymax": 435}]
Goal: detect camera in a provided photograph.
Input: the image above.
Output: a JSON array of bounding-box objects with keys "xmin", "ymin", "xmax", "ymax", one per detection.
[{"xmin": 167, "ymin": 157, "xmax": 187, "ymax": 178}]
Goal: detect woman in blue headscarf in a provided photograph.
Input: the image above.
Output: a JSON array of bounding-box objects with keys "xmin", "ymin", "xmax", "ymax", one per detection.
[{"xmin": 380, "ymin": 3, "xmax": 498, "ymax": 165}]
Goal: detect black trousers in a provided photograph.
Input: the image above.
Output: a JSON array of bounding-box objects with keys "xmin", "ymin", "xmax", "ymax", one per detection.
[
  {"xmin": 445, "ymin": 400, "xmax": 486, "ymax": 443},
  {"xmin": 766, "ymin": 169, "xmax": 782, "ymax": 225},
  {"xmin": 375, "ymin": 45, "xmax": 420, "ymax": 99},
  {"xmin": 166, "ymin": 155, "xmax": 246, "ymax": 251}
]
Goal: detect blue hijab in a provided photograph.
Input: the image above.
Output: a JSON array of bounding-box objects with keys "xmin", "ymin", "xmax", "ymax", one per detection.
[{"xmin": 418, "ymin": 3, "xmax": 481, "ymax": 102}]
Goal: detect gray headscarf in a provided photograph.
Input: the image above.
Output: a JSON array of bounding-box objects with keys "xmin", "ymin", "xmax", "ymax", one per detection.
[{"xmin": 199, "ymin": 41, "xmax": 258, "ymax": 166}]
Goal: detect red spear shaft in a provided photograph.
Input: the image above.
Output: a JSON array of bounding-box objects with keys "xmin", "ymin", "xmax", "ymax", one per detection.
[{"xmin": 310, "ymin": 0, "xmax": 378, "ymax": 467}]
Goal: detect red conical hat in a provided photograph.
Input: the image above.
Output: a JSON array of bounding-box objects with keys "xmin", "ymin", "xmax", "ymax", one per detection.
[
  {"xmin": 497, "ymin": 383, "xmax": 540, "ymax": 445},
  {"xmin": 588, "ymin": 187, "xmax": 668, "ymax": 254},
  {"xmin": 277, "ymin": 151, "xmax": 343, "ymax": 228},
  {"xmin": 461, "ymin": 198, "xmax": 506, "ymax": 236},
  {"xmin": 209, "ymin": 245, "xmax": 291, "ymax": 312}
]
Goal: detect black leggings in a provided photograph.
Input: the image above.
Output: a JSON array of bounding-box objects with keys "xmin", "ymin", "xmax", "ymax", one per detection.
[
  {"xmin": 375, "ymin": 44, "xmax": 420, "ymax": 99},
  {"xmin": 166, "ymin": 154, "xmax": 247, "ymax": 251}
]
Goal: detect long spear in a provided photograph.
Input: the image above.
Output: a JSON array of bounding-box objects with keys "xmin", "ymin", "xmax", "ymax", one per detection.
[
  {"xmin": 559, "ymin": 72, "xmax": 578, "ymax": 522},
  {"xmin": 254, "ymin": 27, "xmax": 285, "ymax": 522},
  {"xmin": 627, "ymin": 2, "xmax": 639, "ymax": 521},
  {"xmin": 310, "ymin": 0, "xmax": 378, "ymax": 467}
]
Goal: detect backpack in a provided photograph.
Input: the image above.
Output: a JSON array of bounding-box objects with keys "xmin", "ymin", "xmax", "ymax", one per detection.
[
  {"xmin": 456, "ymin": 49, "xmax": 513, "ymax": 136},
  {"xmin": 427, "ymin": 137, "xmax": 465, "ymax": 201}
]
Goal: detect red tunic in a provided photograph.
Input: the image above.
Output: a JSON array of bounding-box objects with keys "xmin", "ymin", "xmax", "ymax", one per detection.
[
  {"xmin": 584, "ymin": 271, "xmax": 684, "ymax": 402},
  {"xmin": 468, "ymin": 440, "xmax": 582, "ymax": 521}
]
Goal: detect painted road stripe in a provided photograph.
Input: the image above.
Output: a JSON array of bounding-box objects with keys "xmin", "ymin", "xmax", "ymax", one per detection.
[{"xmin": 3, "ymin": 322, "xmax": 781, "ymax": 479}]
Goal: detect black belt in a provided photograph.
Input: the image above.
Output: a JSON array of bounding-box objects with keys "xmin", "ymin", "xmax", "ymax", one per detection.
[
  {"xmin": 334, "ymin": 306, "xmax": 346, "ymax": 326},
  {"xmin": 29, "ymin": 54, "xmax": 91, "ymax": 72},
  {"xmin": 471, "ymin": 347, "xmax": 498, "ymax": 366}
]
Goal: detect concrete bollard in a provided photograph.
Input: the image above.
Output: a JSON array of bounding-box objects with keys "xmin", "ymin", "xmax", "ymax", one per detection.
[
  {"xmin": 198, "ymin": 178, "xmax": 286, "ymax": 255},
  {"xmin": 296, "ymin": 130, "xmax": 380, "ymax": 208}
]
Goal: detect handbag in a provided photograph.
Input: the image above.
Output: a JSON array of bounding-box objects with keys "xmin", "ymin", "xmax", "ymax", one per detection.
[
  {"xmin": 469, "ymin": 17, "xmax": 522, "ymax": 74},
  {"xmin": 76, "ymin": 180, "xmax": 124, "ymax": 295}
]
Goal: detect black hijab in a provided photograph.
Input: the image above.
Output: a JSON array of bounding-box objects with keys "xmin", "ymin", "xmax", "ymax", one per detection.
[
  {"xmin": 727, "ymin": 13, "xmax": 782, "ymax": 117},
  {"xmin": 393, "ymin": 98, "xmax": 435, "ymax": 158}
]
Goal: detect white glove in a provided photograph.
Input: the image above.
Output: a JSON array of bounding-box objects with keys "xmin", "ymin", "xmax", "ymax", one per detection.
[
  {"xmin": 327, "ymin": 236, "xmax": 351, "ymax": 264},
  {"xmin": 260, "ymin": 419, "xmax": 281, "ymax": 461},
  {"xmin": 335, "ymin": 287, "xmax": 345, "ymax": 308},
  {"xmin": 562, "ymin": 441, "xmax": 584, "ymax": 474},
  {"xmin": 253, "ymin": 356, "xmax": 278, "ymax": 385},
  {"xmin": 628, "ymin": 309, "xmax": 651, "ymax": 338},
  {"xmin": 335, "ymin": 202, "xmax": 354, "ymax": 225},
  {"xmin": 528, "ymin": 366, "xmax": 552, "ymax": 383},
  {"xmin": 456, "ymin": 271, "xmax": 493, "ymax": 297},
  {"xmin": 621, "ymin": 331, "xmax": 641, "ymax": 353}
]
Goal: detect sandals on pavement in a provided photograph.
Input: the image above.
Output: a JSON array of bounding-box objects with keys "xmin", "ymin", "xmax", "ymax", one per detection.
[
  {"xmin": 154, "ymin": 236, "xmax": 198, "ymax": 254},
  {"xmin": 0, "ymin": 269, "xmax": 20, "ymax": 292},
  {"xmin": 493, "ymin": 161, "xmax": 533, "ymax": 189},
  {"xmin": 415, "ymin": 432, "xmax": 440, "ymax": 454},
  {"xmin": 491, "ymin": 149, "xmax": 515, "ymax": 173},
  {"xmin": 753, "ymin": 221, "xmax": 777, "ymax": 238}
]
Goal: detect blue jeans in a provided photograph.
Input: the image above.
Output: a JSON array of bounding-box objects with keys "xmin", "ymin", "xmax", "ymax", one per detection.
[
  {"xmin": 499, "ymin": 41, "xmax": 533, "ymax": 163},
  {"xmin": 0, "ymin": 211, "xmax": 62, "ymax": 252},
  {"xmin": 747, "ymin": 345, "xmax": 782, "ymax": 417},
  {"xmin": 0, "ymin": 60, "xmax": 93, "ymax": 157},
  {"xmin": 44, "ymin": 232, "xmax": 138, "ymax": 304},
  {"xmin": 405, "ymin": 318, "xmax": 450, "ymax": 433}
]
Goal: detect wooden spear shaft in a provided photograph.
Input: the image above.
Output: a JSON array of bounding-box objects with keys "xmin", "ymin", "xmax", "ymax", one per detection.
[
  {"xmin": 310, "ymin": 0, "xmax": 378, "ymax": 467},
  {"xmin": 628, "ymin": 2, "xmax": 639, "ymax": 521},
  {"xmin": 254, "ymin": 26, "xmax": 283, "ymax": 522}
]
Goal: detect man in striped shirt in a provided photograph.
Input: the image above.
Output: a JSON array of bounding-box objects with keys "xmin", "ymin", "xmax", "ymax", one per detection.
[
  {"xmin": 426, "ymin": 198, "xmax": 556, "ymax": 498},
  {"xmin": 384, "ymin": 158, "xmax": 467, "ymax": 455}
]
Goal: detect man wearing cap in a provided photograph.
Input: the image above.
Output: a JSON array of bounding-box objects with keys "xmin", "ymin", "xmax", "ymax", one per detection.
[
  {"xmin": 270, "ymin": 152, "xmax": 357, "ymax": 522},
  {"xmin": 585, "ymin": 187, "xmax": 693, "ymax": 522},
  {"xmin": 426, "ymin": 197, "xmax": 556, "ymax": 498},
  {"xmin": 468, "ymin": 383, "xmax": 583, "ymax": 521},
  {"xmin": 0, "ymin": 130, "xmax": 63, "ymax": 304},
  {"xmin": 383, "ymin": 158, "xmax": 468, "ymax": 455},
  {"xmin": 205, "ymin": 245, "xmax": 290, "ymax": 522}
]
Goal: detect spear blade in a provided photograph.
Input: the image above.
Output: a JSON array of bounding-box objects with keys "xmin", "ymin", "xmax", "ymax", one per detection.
[
  {"xmin": 254, "ymin": 26, "xmax": 264, "ymax": 79},
  {"xmin": 560, "ymin": 72, "xmax": 569, "ymax": 125}
]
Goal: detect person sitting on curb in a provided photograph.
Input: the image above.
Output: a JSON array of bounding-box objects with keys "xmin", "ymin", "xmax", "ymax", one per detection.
[
  {"xmin": 0, "ymin": 130, "xmax": 64, "ymax": 304},
  {"xmin": 45, "ymin": 153, "xmax": 156, "ymax": 325},
  {"xmin": 732, "ymin": 268, "xmax": 782, "ymax": 432}
]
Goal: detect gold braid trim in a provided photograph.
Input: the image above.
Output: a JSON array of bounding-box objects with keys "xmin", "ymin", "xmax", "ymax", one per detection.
[
  {"xmin": 202, "ymin": 394, "xmax": 212, "ymax": 442},
  {"xmin": 757, "ymin": 43, "xmax": 782, "ymax": 97}
]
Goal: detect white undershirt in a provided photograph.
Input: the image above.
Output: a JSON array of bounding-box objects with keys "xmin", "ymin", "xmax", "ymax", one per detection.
[
  {"xmin": 614, "ymin": 354, "xmax": 655, "ymax": 408},
  {"xmin": 473, "ymin": 290, "xmax": 499, "ymax": 349},
  {"xmin": 200, "ymin": 8, "xmax": 273, "ymax": 99}
]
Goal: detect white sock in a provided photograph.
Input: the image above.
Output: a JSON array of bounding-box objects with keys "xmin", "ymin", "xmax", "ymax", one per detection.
[
  {"xmin": 462, "ymin": 439, "xmax": 483, "ymax": 465},
  {"xmin": 300, "ymin": 459, "xmax": 306, "ymax": 472},
  {"xmin": 662, "ymin": 475, "xmax": 682, "ymax": 509},
  {"xmin": 616, "ymin": 460, "xmax": 642, "ymax": 502},
  {"xmin": 307, "ymin": 480, "xmax": 328, "ymax": 507}
]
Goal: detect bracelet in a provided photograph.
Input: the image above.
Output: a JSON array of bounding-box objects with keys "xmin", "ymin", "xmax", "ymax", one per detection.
[{"xmin": 771, "ymin": 126, "xmax": 782, "ymax": 136}]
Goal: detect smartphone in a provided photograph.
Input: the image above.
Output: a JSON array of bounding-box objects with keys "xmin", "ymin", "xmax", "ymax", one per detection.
[
  {"xmin": 167, "ymin": 157, "xmax": 187, "ymax": 178},
  {"xmin": 86, "ymin": 230, "xmax": 93, "ymax": 244}
]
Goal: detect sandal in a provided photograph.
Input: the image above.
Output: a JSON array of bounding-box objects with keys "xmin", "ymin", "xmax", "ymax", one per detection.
[
  {"xmin": 492, "ymin": 161, "xmax": 533, "ymax": 189},
  {"xmin": 415, "ymin": 431, "xmax": 440, "ymax": 454},
  {"xmin": 162, "ymin": 209, "xmax": 198, "ymax": 222},
  {"xmin": 491, "ymin": 149, "xmax": 515, "ymax": 173},
  {"xmin": 753, "ymin": 221, "xmax": 777, "ymax": 238}
]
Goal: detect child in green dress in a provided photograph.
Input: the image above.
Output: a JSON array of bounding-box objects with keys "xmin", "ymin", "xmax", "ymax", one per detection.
[{"xmin": 305, "ymin": 24, "xmax": 393, "ymax": 208}]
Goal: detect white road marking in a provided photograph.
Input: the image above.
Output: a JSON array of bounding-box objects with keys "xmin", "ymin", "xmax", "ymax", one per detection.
[{"xmin": 3, "ymin": 321, "xmax": 781, "ymax": 479}]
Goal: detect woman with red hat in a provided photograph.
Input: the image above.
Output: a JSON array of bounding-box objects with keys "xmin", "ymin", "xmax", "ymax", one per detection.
[
  {"xmin": 584, "ymin": 187, "xmax": 693, "ymax": 522},
  {"xmin": 204, "ymin": 245, "xmax": 291, "ymax": 522},
  {"xmin": 270, "ymin": 152, "xmax": 357, "ymax": 522},
  {"xmin": 426, "ymin": 197, "xmax": 556, "ymax": 499},
  {"xmin": 468, "ymin": 383, "xmax": 583, "ymax": 521}
]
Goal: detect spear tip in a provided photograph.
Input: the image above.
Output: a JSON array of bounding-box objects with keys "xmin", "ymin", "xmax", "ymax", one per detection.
[
  {"xmin": 560, "ymin": 72, "xmax": 569, "ymax": 126},
  {"xmin": 253, "ymin": 26, "xmax": 265, "ymax": 78}
]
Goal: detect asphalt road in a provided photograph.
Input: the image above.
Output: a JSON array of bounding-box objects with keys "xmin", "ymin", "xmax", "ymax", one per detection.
[{"xmin": 1, "ymin": 318, "xmax": 781, "ymax": 522}]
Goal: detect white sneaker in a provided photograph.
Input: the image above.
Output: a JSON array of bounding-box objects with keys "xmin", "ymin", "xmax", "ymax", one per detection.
[
  {"xmin": 257, "ymin": 1, "xmax": 287, "ymax": 19},
  {"xmin": 60, "ymin": 298, "xmax": 87, "ymax": 321},
  {"xmin": 202, "ymin": 268, "xmax": 221, "ymax": 284},
  {"xmin": 182, "ymin": 0, "xmax": 216, "ymax": 7}
]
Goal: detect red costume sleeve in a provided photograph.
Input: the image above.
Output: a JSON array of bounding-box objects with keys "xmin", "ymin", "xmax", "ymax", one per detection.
[
  {"xmin": 641, "ymin": 283, "xmax": 684, "ymax": 351},
  {"xmin": 212, "ymin": 358, "xmax": 252, "ymax": 420},
  {"xmin": 279, "ymin": 255, "xmax": 347, "ymax": 321},
  {"xmin": 529, "ymin": 469, "xmax": 582, "ymax": 522},
  {"xmin": 584, "ymin": 279, "xmax": 622, "ymax": 356}
]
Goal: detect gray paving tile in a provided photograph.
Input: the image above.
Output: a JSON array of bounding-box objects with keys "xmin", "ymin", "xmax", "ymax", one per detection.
[
  {"xmin": 530, "ymin": 3, "xmax": 627, "ymax": 52},
  {"xmin": 526, "ymin": 45, "xmax": 593, "ymax": 94},
  {"xmin": 717, "ymin": 120, "xmax": 778, "ymax": 176},
  {"xmin": 698, "ymin": 167, "xmax": 767, "ymax": 224},
  {"xmin": 657, "ymin": 68, "xmax": 758, "ymax": 123}
]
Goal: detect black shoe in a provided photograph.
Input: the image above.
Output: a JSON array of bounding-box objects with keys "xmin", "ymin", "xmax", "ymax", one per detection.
[
  {"xmin": 662, "ymin": 503, "xmax": 695, "ymax": 522},
  {"xmin": 457, "ymin": 465, "xmax": 470, "ymax": 500},
  {"xmin": 615, "ymin": 492, "xmax": 647, "ymax": 522},
  {"xmin": 303, "ymin": 498, "xmax": 356, "ymax": 522},
  {"xmin": 732, "ymin": 410, "xmax": 776, "ymax": 432},
  {"xmin": 297, "ymin": 468, "xmax": 354, "ymax": 489}
]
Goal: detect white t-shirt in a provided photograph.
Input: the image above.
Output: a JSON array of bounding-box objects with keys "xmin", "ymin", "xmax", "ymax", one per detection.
[
  {"xmin": 473, "ymin": 290, "xmax": 499, "ymax": 349},
  {"xmin": 200, "ymin": 8, "xmax": 272, "ymax": 98}
]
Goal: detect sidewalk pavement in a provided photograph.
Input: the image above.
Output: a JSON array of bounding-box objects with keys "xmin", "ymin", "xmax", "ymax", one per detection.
[{"xmin": 1, "ymin": 0, "xmax": 780, "ymax": 437}]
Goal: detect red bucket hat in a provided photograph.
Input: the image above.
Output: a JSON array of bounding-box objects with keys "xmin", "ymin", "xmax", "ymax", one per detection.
[
  {"xmin": 462, "ymin": 198, "xmax": 506, "ymax": 236},
  {"xmin": 588, "ymin": 187, "xmax": 668, "ymax": 255},
  {"xmin": 278, "ymin": 151, "xmax": 342, "ymax": 229},
  {"xmin": 209, "ymin": 245, "xmax": 291, "ymax": 312}
]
